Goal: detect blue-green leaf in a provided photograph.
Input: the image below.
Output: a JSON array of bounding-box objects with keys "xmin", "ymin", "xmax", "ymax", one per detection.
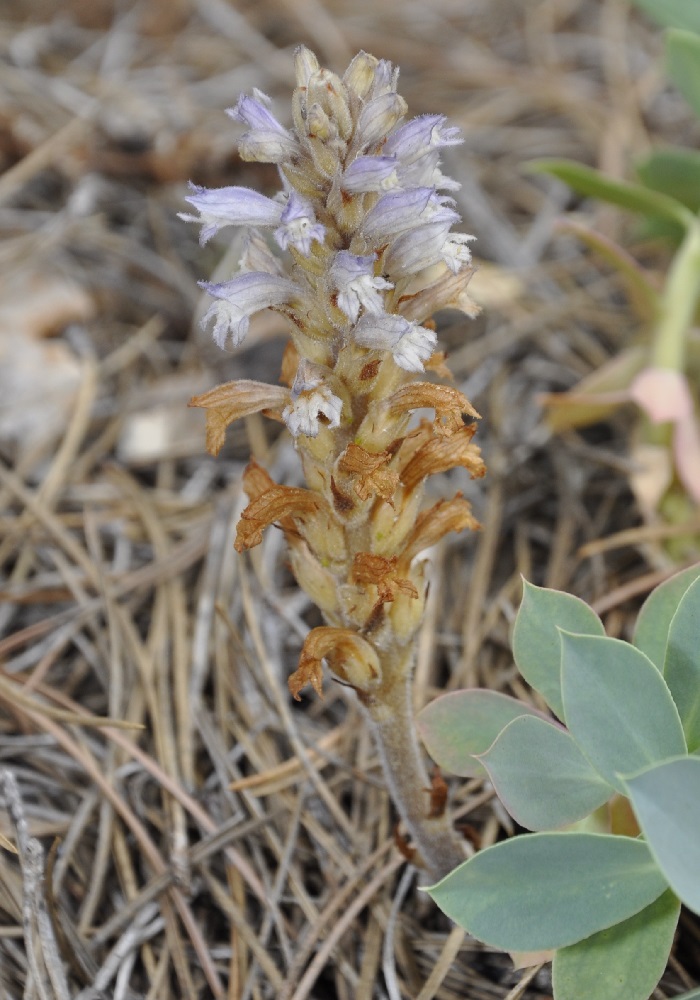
[
  {"xmin": 633, "ymin": 563, "xmax": 700, "ymax": 668},
  {"xmin": 553, "ymin": 891, "xmax": 680, "ymax": 1000},
  {"xmin": 625, "ymin": 756, "xmax": 700, "ymax": 915},
  {"xmin": 479, "ymin": 715, "xmax": 613, "ymax": 830},
  {"xmin": 637, "ymin": 148, "xmax": 700, "ymax": 213},
  {"xmin": 667, "ymin": 28, "xmax": 700, "ymax": 119},
  {"xmin": 526, "ymin": 159, "xmax": 692, "ymax": 228},
  {"xmin": 630, "ymin": 0, "xmax": 700, "ymax": 33},
  {"xmin": 512, "ymin": 581, "xmax": 605, "ymax": 720},
  {"xmin": 416, "ymin": 689, "xmax": 544, "ymax": 777},
  {"xmin": 560, "ymin": 633, "xmax": 686, "ymax": 793},
  {"xmin": 664, "ymin": 575, "xmax": 700, "ymax": 751},
  {"xmin": 426, "ymin": 833, "xmax": 668, "ymax": 952}
]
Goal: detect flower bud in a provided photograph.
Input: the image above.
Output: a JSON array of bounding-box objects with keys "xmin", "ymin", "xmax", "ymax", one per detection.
[
  {"xmin": 294, "ymin": 45, "xmax": 320, "ymax": 88},
  {"xmin": 307, "ymin": 69, "xmax": 352, "ymax": 140},
  {"xmin": 287, "ymin": 538, "xmax": 339, "ymax": 614},
  {"xmin": 353, "ymin": 92, "xmax": 407, "ymax": 152},
  {"xmin": 343, "ymin": 50, "xmax": 379, "ymax": 100}
]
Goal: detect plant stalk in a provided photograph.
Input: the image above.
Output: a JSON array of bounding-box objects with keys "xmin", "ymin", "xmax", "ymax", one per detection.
[{"xmin": 363, "ymin": 655, "xmax": 467, "ymax": 883}]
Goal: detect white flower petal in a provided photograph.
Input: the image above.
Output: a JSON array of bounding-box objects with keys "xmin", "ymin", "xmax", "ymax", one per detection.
[
  {"xmin": 353, "ymin": 313, "xmax": 436, "ymax": 371},
  {"xmin": 330, "ymin": 252, "xmax": 393, "ymax": 323}
]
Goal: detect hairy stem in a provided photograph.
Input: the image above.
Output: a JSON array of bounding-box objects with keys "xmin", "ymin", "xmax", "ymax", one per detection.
[{"xmin": 363, "ymin": 656, "xmax": 466, "ymax": 883}]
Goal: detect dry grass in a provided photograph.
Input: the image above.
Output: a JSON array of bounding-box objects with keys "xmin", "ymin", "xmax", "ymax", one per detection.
[{"xmin": 0, "ymin": 1, "xmax": 698, "ymax": 997}]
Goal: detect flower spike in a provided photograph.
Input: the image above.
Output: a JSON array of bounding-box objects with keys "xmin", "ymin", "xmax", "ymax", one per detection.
[{"xmin": 184, "ymin": 46, "xmax": 483, "ymax": 883}]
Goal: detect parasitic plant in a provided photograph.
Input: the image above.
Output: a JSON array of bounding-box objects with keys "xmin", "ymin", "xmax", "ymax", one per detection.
[{"xmin": 183, "ymin": 47, "xmax": 484, "ymax": 881}]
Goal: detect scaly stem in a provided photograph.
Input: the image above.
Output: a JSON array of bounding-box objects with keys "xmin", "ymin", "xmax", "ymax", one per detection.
[{"xmin": 363, "ymin": 653, "xmax": 466, "ymax": 883}]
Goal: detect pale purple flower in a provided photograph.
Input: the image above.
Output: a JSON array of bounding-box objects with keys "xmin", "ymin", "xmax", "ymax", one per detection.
[
  {"xmin": 228, "ymin": 90, "xmax": 300, "ymax": 163},
  {"xmin": 385, "ymin": 221, "xmax": 455, "ymax": 275},
  {"xmin": 330, "ymin": 252, "xmax": 393, "ymax": 323},
  {"xmin": 384, "ymin": 114, "xmax": 463, "ymax": 160},
  {"xmin": 383, "ymin": 114, "xmax": 463, "ymax": 193},
  {"xmin": 282, "ymin": 360, "xmax": 343, "ymax": 438},
  {"xmin": 200, "ymin": 272, "xmax": 300, "ymax": 349},
  {"xmin": 179, "ymin": 184, "xmax": 283, "ymax": 245},
  {"xmin": 274, "ymin": 191, "xmax": 326, "ymax": 256},
  {"xmin": 353, "ymin": 313, "xmax": 436, "ymax": 372},
  {"xmin": 342, "ymin": 155, "xmax": 399, "ymax": 193},
  {"xmin": 440, "ymin": 232, "xmax": 476, "ymax": 273},
  {"xmin": 362, "ymin": 187, "xmax": 431, "ymax": 240},
  {"xmin": 362, "ymin": 188, "xmax": 460, "ymax": 243}
]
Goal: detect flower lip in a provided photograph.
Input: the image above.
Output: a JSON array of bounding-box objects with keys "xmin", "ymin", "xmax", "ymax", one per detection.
[
  {"xmin": 283, "ymin": 360, "xmax": 343, "ymax": 438},
  {"xmin": 441, "ymin": 232, "xmax": 476, "ymax": 274},
  {"xmin": 353, "ymin": 312, "xmax": 437, "ymax": 372},
  {"xmin": 392, "ymin": 323, "xmax": 437, "ymax": 372},
  {"xmin": 330, "ymin": 251, "xmax": 393, "ymax": 323},
  {"xmin": 274, "ymin": 191, "xmax": 326, "ymax": 256}
]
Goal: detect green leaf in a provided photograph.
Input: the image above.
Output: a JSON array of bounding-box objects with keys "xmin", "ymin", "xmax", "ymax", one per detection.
[
  {"xmin": 479, "ymin": 715, "xmax": 613, "ymax": 830},
  {"xmin": 416, "ymin": 690, "xmax": 543, "ymax": 777},
  {"xmin": 637, "ymin": 147, "xmax": 700, "ymax": 213},
  {"xmin": 664, "ymin": 575, "xmax": 700, "ymax": 751},
  {"xmin": 426, "ymin": 833, "xmax": 668, "ymax": 952},
  {"xmin": 526, "ymin": 159, "xmax": 691, "ymax": 228},
  {"xmin": 667, "ymin": 28, "xmax": 700, "ymax": 119},
  {"xmin": 625, "ymin": 756, "xmax": 700, "ymax": 915},
  {"xmin": 633, "ymin": 563, "xmax": 700, "ymax": 668},
  {"xmin": 560, "ymin": 633, "xmax": 687, "ymax": 793},
  {"xmin": 630, "ymin": 0, "xmax": 700, "ymax": 33},
  {"xmin": 512, "ymin": 581, "xmax": 605, "ymax": 720},
  {"xmin": 553, "ymin": 891, "xmax": 680, "ymax": 1000}
]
